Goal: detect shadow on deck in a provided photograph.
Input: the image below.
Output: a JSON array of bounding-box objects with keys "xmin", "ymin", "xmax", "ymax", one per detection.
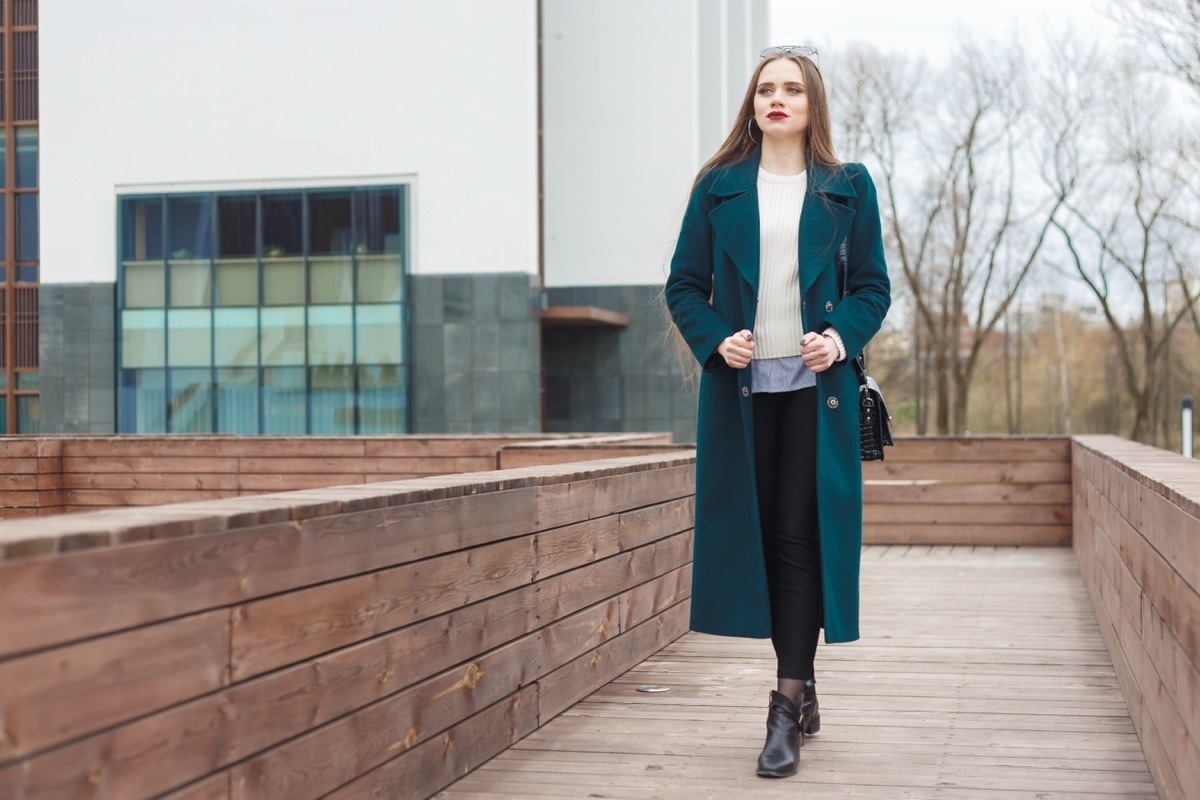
[{"xmin": 440, "ymin": 546, "xmax": 1157, "ymax": 799}]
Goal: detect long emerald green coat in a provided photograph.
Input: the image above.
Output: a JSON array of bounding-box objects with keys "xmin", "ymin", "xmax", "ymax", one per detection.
[{"xmin": 664, "ymin": 154, "xmax": 891, "ymax": 644}]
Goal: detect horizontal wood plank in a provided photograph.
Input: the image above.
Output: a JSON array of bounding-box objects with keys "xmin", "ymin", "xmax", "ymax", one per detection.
[
  {"xmin": 863, "ymin": 524, "xmax": 1071, "ymax": 546},
  {"xmin": 0, "ymin": 610, "xmax": 230, "ymax": 763},
  {"xmin": 864, "ymin": 482, "xmax": 1070, "ymax": 505},
  {"xmin": 440, "ymin": 547, "xmax": 1156, "ymax": 800},
  {"xmin": 862, "ymin": 503, "xmax": 1071, "ymax": 525},
  {"xmin": 871, "ymin": 437, "xmax": 1071, "ymax": 463},
  {"xmin": 863, "ymin": 460, "xmax": 1070, "ymax": 483}
]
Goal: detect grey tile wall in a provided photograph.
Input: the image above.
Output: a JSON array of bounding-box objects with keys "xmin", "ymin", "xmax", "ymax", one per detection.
[
  {"xmin": 544, "ymin": 286, "xmax": 698, "ymax": 444},
  {"xmin": 39, "ymin": 283, "xmax": 117, "ymax": 433},
  {"xmin": 410, "ymin": 273, "xmax": 541, "ymax": 433}
]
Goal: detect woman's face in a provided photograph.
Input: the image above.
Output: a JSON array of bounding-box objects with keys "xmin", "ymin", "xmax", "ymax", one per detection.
[{"xmin": 753, "ymin": 57, "xmax": 809, "ymax": 142}]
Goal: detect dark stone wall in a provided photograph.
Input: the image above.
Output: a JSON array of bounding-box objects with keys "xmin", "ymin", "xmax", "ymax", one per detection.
[
  {"xmin": 38, "ymin": 283, "xmax": 117, "ymax": 433},
  {"xmin": 544, "ymin": 285, "xmax": 697, "ymax": 444},
  {"xmin": 409, "ymin": 273, "xmax": 542, "ymax": 433}
]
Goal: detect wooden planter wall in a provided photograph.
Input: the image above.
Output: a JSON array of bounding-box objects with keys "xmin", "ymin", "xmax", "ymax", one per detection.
[
  {"xmin": 1072, "ymin": 435, "xmax": 1200, "ymax": 800},
  {"xmin": 863, "ymin": 436, "xmax": 1072, "ymax": 546},
  {"xmin": 0, "ymin": 433, "xmax": 678, "ymax": 519},
  {"xmin": 0, "ymin": 452, "xmax": 695, "ymax": 800}
]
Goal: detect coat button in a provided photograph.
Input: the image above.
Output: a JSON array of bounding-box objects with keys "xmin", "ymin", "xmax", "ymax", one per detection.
[
  {"xmin": 827, "ymin": 396, "xmax": 839, "ymax": 409},
  {"xmin": 742, "ymin": 386, "xmax": 750, "ymax": 397},
  {"xmin": 825, "ymin": 301, "xmax": 834, "ymax": 312}
]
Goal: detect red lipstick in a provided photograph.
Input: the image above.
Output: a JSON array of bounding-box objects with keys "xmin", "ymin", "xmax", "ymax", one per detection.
[{"xmin": 767, "ymin": 112, "xmax": 787, "ymax": 119}]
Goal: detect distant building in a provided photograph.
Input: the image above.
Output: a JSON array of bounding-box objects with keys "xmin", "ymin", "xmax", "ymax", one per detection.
[
  {"xmin": 37, "ymin": 0, "xmax": 768, "ymax": 442},
  {"xmin": 0, "ymin": 0, "xmax": 38, "ymax": 433}
]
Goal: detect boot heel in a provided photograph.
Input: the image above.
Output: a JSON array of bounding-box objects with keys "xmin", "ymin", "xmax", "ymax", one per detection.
[{"xmin": 800, "ymin": 679, "xmax": 820, "ymax": 737}]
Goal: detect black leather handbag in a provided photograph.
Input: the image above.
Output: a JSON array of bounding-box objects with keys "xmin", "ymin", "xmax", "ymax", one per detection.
[{"xmin": 836, "ymin": 242, "xmax": 893, "ymax": 461}]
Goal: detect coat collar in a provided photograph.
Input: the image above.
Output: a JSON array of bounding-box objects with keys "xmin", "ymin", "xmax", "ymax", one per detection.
[
  {"xmin": 708, "ymin": 151, "xmax": 858, "ymax": 296},
  {"xmin": 710, "ymin": 151, "xmax": 857, "ymax": 199}
]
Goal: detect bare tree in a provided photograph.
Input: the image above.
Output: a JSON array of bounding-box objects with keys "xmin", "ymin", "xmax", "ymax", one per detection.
[
  {"xmin": 836, "ymin": 37, "xmax": 1076, "ymax": 434},
  {"xmin": 1107, "ymin": 0, "xmax": 1200, "ymax": 95},
  {"xmin": 1050, "ymin": 63, "xmax": 1200, "ymax": 443}
]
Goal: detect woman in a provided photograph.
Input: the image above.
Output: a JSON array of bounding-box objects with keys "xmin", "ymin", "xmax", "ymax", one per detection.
[{"xmin": 664, "ymin": 45, "xmax": 890, "ymax": 778}]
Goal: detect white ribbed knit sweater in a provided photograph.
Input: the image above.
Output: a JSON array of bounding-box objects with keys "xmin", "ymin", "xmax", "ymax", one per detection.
[{"xmin": 753, "ymin": 168, "xmax": 806, "ymax": 359}]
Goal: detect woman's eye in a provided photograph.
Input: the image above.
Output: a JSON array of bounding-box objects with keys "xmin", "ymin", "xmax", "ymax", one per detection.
[
  {"xmin": 788, "ymin": 86, "xmax": 804, "ymax": 94},
  {"xmin": 757, "ymin": 86, "xmax": 773, "ymax": 94}
]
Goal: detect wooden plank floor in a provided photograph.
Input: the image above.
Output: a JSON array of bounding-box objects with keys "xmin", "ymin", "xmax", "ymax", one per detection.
[{"xmin": 437, "ymin": 546, "xmax": 1158, "ymax": 799}]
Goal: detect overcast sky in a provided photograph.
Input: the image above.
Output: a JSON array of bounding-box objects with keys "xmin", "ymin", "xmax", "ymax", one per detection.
[{"xmin": 768, "ymin": 0, "xmax": 1121, "ymax": 66}]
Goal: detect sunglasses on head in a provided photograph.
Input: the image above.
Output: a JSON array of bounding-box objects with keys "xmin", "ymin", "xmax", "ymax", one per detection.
[{"xmin": 760, "ymin": 45, "xmax": 819, "ymax": 65}]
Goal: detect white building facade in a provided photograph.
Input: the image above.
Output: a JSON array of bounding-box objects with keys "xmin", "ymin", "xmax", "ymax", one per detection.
[{"xmin": 39, "ymin": 0, "xmax": 767, "ymax": 440}]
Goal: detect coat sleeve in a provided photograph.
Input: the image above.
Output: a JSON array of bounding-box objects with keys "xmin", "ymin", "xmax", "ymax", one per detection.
[
  {"xmin": 664, "ymin": 172, "xmax": 735, "ymax": 371},
  {"xmin": 822, "ymin": 163, "xmax": 891, "ymax": 359}
]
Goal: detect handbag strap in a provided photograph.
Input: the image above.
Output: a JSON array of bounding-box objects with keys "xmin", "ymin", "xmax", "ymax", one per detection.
[{"xmin": 834, "ymin": 240, "xmax": 870, "ymax": 387}]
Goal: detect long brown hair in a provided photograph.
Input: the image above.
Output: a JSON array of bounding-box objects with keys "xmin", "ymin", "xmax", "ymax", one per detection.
[
  {"xmin": 695, "ymin": 53, "xmax": 840, "ymax": 186},
  {"xmin": 667, "ymin": 53, "xmax": 841, "ymax": 388}
]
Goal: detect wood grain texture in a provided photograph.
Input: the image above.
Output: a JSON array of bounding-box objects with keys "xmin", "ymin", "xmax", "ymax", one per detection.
[
  {"xmin": 2, "ymin": 433, "xmax": 680, "ymax": 519},
  {"xmin": 440, "ymin": 547, "xmax": 1158, "ymax": 800},
  {"xmin": 159, "ymin": 774, "xmax": 230, "ymax": 800},
  {"xmin": 863, "ymin": 523, "xmax": 1071, "ymax": 546},
  {"xmin": 0, "ymin": 451, "xmax": 698, "ymax": 799},
  {"xmin": 324, "ymin": 685, "xmax": 540, "ymax": 800},
  {"xmin": 0, "ymin": 610, "xmax": 230, "ymax": 763},
  {"xmin": 229, "ymin": 534, "xmax": 538, "ymax": 680},
  {"xmin": 1072, "ymin": 435, "xmax": 1200, "ymax": 800}
]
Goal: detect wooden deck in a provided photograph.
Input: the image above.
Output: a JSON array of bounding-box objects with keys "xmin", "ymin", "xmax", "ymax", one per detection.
[{"xmin": 438, "ymin": 546, "xmax": 1158, "ymax": 799}]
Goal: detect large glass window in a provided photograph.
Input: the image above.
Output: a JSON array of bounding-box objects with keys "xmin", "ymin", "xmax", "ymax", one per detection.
[
  {"xmin": 17, "ymin": 394, "xmax": 39, "ymax": 433},
  {"xmin": 122, "ymin": 197, "xmax": 165, "ymax": 261},
  {"xmin": 119, "ymin": 369, "xmax": 166, "ymax": 432},
  {"xmin": 310, "ymin": 365, "xmax": 355, "ymax": 434},
  {"xmin": 308, "ymin": 305, "xmax": 353, "ymax": 365},
  {"xmin": 310, "ymin": 192, "xmax": 352, "ymax": 255},
  {"xmin": 261, "ymin": 306, "xmax": 306, "ymax": 366},
  {"xmin": 353, "ymin": 188, "xmax": 402, "ymax": 254},
  {"xmin": 262, "ymin": 193, "xmax": 302, "ymax": 257},
  {"xmin": 262, "ymin": 366, "xmax": 306, "ymax": 434},
  {"xmin": 16, "ymin": 127, "xmax": 37, "ymax": 188},
  {"xmin": 120, "ymin": 309, "xmax": 166, "ymax": 368},
  {"xmin": 214, "ymin": 308, "xmax": 258, "ymax": 367},
  {"xmin": 125, "ymin": 262, "xmax": 165, "ymax": 308},
  {"xmin": 356, "ymin": 304, "xmax": 402, "ymax": 364},
  {"xmin": 117, "ymin": 185, "xmax": 409, "ymax": 433},
  {"xmin": 16, "ymin": 194, "xmax": 36, "ymax": 261},
  {"xmin": 217, "ymin": 195, "xmax": 256, "ymax": 257},
  {"xmin": 216, "ymin": 367, "xmax": 259, "ymax": 434},
  {"xmin": 167, "ymin": 309, "xmax": 213, "ymax": 366},
  {"xmin": 168, "ymin": 368, "xmax": 213, "ymax": 433},
  {"xmin": 167, "ymin": 196, "xmax": 212, "ymax": 260},
  {"xmin": 358, "ymin": 365, "xmax": 405, "ymax": 434}
]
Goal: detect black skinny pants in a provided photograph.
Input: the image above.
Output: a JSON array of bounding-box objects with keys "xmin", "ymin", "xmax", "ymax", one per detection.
[{"xmin": 753, "ymin": 388, "xmax": 823, "ymax": 681}]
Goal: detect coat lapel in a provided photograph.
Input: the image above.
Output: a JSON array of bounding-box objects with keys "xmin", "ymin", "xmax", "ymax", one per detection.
[
  {"xmin": 707, "ymin": 155, "xmax": 761, "ymax": 295},
  {"xmin": 707, "ymin": 156, "xmax": 860, "ymax": 299},
  {"xmin": 799, "ymin": 162, "xmax": 858, "ymax": 294}
]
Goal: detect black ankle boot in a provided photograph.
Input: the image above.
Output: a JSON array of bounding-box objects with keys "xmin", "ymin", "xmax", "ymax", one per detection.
[
  {"xmin": 756, "ymin": 690, "xmax": 801, "ymax": 778},
  {"xmin": 801, "ymin": 679, "xmax": 821, "ymax": 736}
]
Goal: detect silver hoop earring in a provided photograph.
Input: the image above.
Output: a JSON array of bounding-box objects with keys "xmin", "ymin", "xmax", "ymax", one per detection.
[{"xmin": 747, "ymin": 118, "xmax": 760, "ymax": 144}]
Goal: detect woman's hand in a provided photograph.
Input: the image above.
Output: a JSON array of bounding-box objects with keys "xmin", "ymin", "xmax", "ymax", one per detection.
[
  {"xmin": 800, "ymin": 332, "xmax": 838, "ymax": 373},
  {"xmin": 717, "ymin": 330, "xmax": 755, "ymax": 369}
]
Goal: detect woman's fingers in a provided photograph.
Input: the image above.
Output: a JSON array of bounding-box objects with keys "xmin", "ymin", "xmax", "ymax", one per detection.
[{"xmin": 720, "ymin": 330, "xmax": 755, "ymax": 368}]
